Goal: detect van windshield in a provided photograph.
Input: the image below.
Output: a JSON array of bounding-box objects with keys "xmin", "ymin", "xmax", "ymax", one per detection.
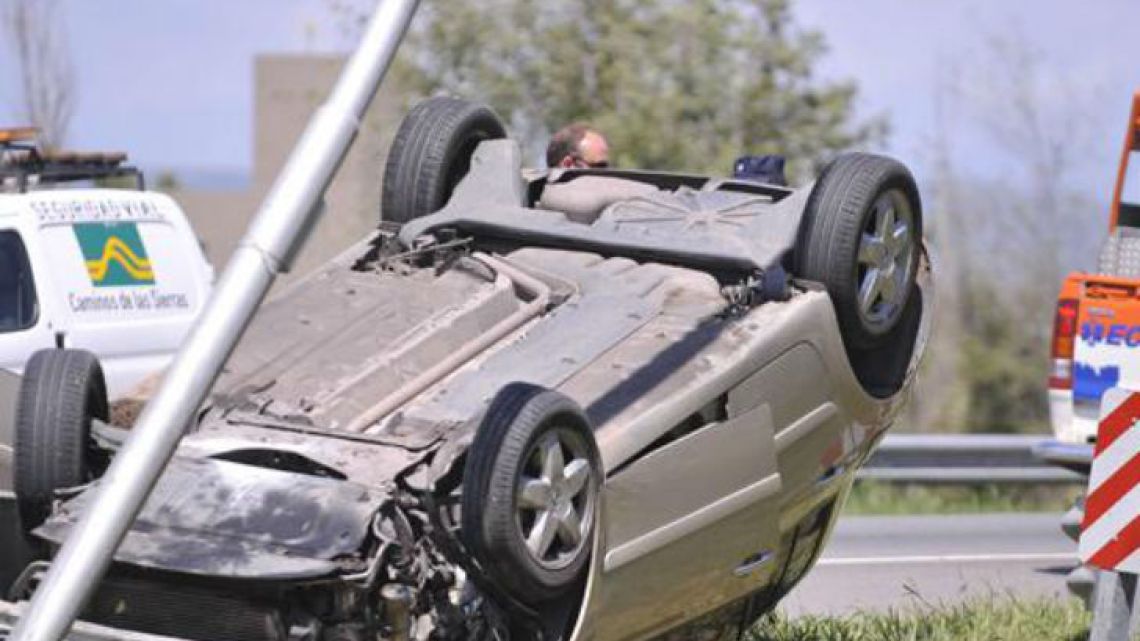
[{"xmin": 0, "ymin": 231, "xmax": 38, "ymax": 332}]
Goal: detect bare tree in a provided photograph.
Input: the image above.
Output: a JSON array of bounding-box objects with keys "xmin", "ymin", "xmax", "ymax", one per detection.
[
  {"xmin": 3, "ymin": 0, "xmax": 75, "ymax": 151},
  {"xmin": 904, "ymin": 30, "xmax": 1104, "ymax": 433},
  {"xmin": 948, "ymin": 32, "xmax": 1100, "ymax": 297}
]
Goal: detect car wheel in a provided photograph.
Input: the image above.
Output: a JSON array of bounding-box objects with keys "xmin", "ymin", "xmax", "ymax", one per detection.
[
  {"xmin": 796, "ymin": 152, "xmax": 922, "ymax": 349},
  {"xmin": 462, "ymin": 383, "xmax": 601, "ymax": 605},
  {"xmin": 381, "ymin": 96, "xmax": 507, "ymax": 226},
  {"xmin": 14, "ymin": 349, "xmax": 109, "ymax": 528}
]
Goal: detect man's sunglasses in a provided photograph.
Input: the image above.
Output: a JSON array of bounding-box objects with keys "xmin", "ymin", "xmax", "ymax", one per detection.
[{"xmin": 573, "ymin": 155, "xmax": 609, "ymax": 169}]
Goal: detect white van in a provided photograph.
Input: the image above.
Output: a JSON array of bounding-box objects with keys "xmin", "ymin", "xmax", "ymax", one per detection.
[{"xmin": 0, "ymin": 135, "xmax": 213, "ymax": 398}]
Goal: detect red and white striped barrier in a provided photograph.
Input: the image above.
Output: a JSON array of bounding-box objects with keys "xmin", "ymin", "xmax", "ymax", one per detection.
[{"xmin": 1080, "ymin": 387, "xmax": 1140, "ymax": 572}]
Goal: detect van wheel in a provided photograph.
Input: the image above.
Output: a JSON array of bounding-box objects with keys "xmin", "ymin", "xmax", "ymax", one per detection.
[
  {"xmin": 795, "ymin": 153, "xmax": 922, "ymax": 349},
  {"xmin": 14, "ymin": 349, "xmax": 109, "ymax": 529},
  {"xmin": 462, "ymin": 383, "xmax": 600, "ymax": 605},
  {"xmin": 381, "ymin": 96, "xmax": 507, "ymax": 225}
]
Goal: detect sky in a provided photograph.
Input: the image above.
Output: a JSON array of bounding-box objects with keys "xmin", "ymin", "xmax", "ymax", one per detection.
[
  {"xmin": 1, "ymin": 0, "xmax": 1138, "ymax": 197},
  {"xmin": 794, "ymin": 0, "xmax": 1140, "ymax": 198}
]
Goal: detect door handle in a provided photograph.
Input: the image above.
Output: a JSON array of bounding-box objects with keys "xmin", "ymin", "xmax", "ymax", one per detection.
[
  {"xmin": 814, "ymin": 463, "xmax": 846, "ymax": 488},
  {"xmin": 733, "ymin": 550, "xmax": 773, "ymax": 578}
]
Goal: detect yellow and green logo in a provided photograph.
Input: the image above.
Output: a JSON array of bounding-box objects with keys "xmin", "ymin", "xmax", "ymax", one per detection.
[{"xmin": 73, "ymin": 222, "xmax": 154, "ymax": 287}]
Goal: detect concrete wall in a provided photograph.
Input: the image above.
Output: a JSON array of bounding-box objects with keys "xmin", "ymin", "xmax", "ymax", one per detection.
[{"xmin": 172, "ymin": 54, "xmax": 407, "ymax": 285}]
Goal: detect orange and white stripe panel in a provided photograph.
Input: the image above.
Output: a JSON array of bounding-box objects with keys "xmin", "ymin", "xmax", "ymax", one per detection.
[{"xmin": 1080, "ymin": 387, "xmax": 1140, "ymax": 572}]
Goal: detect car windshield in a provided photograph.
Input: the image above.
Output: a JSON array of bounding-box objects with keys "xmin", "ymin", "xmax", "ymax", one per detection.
[{"xmin": 0, "ymin": 230, "xmax": 38, "ymax": 332}]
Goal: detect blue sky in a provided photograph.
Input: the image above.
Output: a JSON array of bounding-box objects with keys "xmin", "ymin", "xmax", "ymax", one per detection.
[{"xmin": 2, "ymin": 1, "xmax": 1138, "ymax": 197}]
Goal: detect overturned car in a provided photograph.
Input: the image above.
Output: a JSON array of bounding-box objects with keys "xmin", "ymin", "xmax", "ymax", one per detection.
[{"xmin": 3, "ymin": 97, "xmax": 932, "ymax": 641}]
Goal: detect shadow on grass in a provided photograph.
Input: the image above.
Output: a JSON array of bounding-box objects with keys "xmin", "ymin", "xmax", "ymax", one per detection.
[{"xmin": 1038, "ymin": 564, "xmax": 1079, "ymax": 577}]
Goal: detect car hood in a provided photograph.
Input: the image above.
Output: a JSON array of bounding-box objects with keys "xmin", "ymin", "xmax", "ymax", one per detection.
[{"xmin": 37, "ymin": 456, "xmax": 384, "ymax": 580}]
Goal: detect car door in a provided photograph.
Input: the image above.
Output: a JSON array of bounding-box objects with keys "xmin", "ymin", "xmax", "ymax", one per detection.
[
  {"xmin": 591, "ymin": 401, "xmax": 782, "ymax": 640},
  {"xmin": 730, "ymin": 342, "xmax": 858, "ymax": 604},
  {"xmin": 0, "ymin": 228, "xmax": 54, "ymax": 373}
]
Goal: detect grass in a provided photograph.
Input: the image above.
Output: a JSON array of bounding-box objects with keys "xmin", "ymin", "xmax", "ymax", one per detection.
[
  {"xmin": 747, "ymin": 597, "xmax": 1092, "ymax": 641},
  {"xmin": 843, "ymin": 481, "xmax": 1084, "ymax": 516}
]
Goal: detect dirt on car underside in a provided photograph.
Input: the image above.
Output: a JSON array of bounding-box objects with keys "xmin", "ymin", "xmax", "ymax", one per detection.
[{"xmin": 194, "ymin": 241, "xmax": 729, "ymax": 467}]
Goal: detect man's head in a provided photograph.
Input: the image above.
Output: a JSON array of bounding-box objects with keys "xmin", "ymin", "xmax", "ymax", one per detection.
[{"xmin": 546, "ymin": 123, "xmax": 610, "ymax": 169}]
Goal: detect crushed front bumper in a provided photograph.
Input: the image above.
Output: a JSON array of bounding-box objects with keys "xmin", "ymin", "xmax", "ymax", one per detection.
[{"xmin": 0, "ymin": 600, "xmax": 187, "ymax": 641}]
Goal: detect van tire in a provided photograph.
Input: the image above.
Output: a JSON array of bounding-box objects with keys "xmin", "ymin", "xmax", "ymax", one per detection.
[
  {"xmin": 381, "ymin": 96, "xmax": 507, "ymax": 225},
  {"xmin": 14, "ymin": 349, "xmax": 109, "ymax": 529}
]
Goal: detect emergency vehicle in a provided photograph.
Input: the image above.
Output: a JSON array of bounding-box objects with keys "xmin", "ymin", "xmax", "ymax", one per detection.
[
  {"xmin": 0, "ymin": 128, "xmax": 213, "ymax": 398},
  {"xmin": 1044, "ymin": 93, "xmax": 1140, "ymax": 471}
]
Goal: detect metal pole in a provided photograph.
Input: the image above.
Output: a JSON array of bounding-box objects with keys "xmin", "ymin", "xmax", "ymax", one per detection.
[
  {"xmin": 1090, "ymin": 571, "xmax": 1138, "ymax": 641},
  {"xmin": 10, "ymin": 2, "xmax": 419, "ymax": 639}
]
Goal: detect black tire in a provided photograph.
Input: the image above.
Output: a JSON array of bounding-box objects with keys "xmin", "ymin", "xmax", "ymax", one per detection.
[
  {"xmin": 795, "ymin": 153, "xmax": 923, "ymax": 349},
  {"xmin": 462, "ymin": 383, "xmax": 601, "ymax": 605},
  {"xmin": 847, "ymin": 283, "xmax": 923, "ymax": 398},
  {"xmin": 381, "ymin": 96, "xmax": 507, "ymax": 225},
  {"xmin": 14, "ymin": 349, "xmax": 109, "ymax": 528}
]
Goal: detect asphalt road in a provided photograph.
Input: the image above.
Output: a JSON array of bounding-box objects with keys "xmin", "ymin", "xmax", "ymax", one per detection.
[{"xmin": 780, "ymin": 513, "xmax": 1076, "ymax": 617}]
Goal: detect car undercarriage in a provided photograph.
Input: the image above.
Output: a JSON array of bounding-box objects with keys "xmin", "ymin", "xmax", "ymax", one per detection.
[{"xmin": 1, "ymin": 83, "xmax": 931, "ymax": 641}]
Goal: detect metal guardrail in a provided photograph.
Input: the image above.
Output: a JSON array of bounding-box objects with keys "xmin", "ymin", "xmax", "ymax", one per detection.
[{"xmin": 860, "ymin": 433, "xmax": 1089, "ymax": 484}]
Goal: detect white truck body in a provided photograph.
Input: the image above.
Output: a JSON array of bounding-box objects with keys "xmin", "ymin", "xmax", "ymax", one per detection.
[{"xmin": 0, "ymin": 190, "xmax": 213, "ymax": 398}]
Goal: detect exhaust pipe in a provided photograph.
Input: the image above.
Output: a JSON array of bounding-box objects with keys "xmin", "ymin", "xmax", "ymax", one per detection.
[{"xmin": 10, "ymin": 2, "xmax": 420, "ymax": 639}]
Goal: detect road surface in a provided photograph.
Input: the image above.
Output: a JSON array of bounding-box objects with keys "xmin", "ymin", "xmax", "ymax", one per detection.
[{"xmin": 780, "ymin": 513, "xmax": 1076, "ymax": 616}]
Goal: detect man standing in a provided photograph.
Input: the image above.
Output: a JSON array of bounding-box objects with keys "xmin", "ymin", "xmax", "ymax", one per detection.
[{"xmin": 546, "ymin": 123, "xmax": 610, "ymax": 169}]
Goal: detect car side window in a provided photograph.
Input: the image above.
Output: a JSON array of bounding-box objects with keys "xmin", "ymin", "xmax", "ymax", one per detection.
[{"xmin": 0, "ymin": 230, "xmax": 39, "ymax": 332}]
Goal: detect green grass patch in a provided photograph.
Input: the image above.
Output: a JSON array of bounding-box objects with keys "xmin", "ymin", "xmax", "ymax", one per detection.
[
  {"xmin": 843, "ymin": 481, "xmax": 1083, "ymax": 515},
  {"xmin": 748, "ymin": 597, "xmax": 1091, "ymax": 641}
]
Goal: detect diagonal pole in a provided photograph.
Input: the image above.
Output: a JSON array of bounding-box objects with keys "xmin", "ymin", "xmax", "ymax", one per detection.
[{"xmin": 10, "ymin": 2, "xmax": 419, "ymax": 639}]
